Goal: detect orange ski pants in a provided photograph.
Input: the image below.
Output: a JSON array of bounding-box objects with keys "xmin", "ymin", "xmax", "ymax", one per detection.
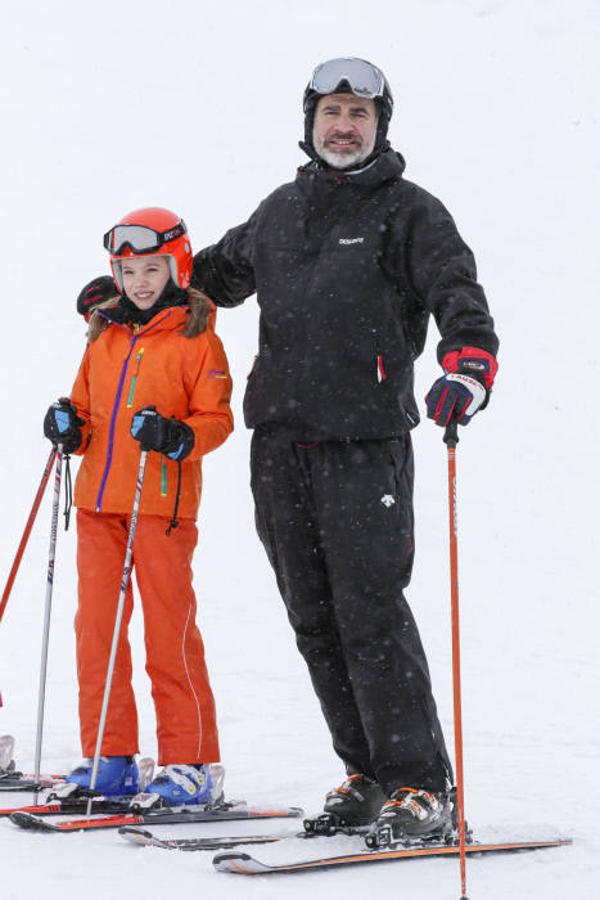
[{"xmin": 75, "ymin": 509, "xmax": 219, "ymax": 764}]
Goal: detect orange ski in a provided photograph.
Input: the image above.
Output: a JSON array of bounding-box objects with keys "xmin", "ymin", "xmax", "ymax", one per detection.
[{"xmin": 213, "ymin": 837, "xmax": 572, "ymax": 874}]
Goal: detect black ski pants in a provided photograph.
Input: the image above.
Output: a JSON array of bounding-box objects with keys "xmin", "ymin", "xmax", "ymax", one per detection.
[{"xmin": 250, "ymin": 430, "xmax": 453, "ymax": 795}]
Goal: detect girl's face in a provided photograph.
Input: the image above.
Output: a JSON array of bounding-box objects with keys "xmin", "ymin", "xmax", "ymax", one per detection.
[{"xmin": 120, "ymin": 256, "xmax": 171, "ymax": 310}]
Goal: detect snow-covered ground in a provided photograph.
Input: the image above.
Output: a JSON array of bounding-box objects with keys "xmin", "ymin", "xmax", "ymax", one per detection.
[{"xmin": 1, "ymin": 1, "xmax": 598, "ymax": 897}]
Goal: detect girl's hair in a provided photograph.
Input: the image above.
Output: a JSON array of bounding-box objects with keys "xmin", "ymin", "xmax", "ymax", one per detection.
[{"xmin": 86, "ymin": 287, "xmax": 213, "ymax": 343}]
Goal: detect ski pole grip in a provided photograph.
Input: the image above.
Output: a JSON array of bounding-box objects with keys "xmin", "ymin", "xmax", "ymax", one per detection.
[{"xmin": 443, "ymin": 418, "xmax": 459, "ymax": 447}]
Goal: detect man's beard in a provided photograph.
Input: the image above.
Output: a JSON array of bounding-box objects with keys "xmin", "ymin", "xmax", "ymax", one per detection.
[{"xmin": 314, "ymin": 130, "xmax": 377, "ymax": 170}]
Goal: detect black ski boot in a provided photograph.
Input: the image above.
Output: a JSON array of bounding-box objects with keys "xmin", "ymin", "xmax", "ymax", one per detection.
[
  {"xmin": 321, "ymin": 774, "xmax": 386, "ymax": 827},
  {"xmin": 365, "ymin": 787, "xmax": 453, "ymax": 849}
]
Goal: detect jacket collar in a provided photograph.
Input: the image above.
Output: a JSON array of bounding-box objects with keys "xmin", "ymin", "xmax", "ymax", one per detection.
[
  {"xmin": 295, "ymin": 148, "xmax": 406, "ymax": 196},
  {"xmin": 98, "ymin": 305, "xmax": 188, "ymax": 337}
]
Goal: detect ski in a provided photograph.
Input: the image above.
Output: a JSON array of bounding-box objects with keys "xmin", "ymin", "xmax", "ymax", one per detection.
[
  {"xmin": 213, "ymin": 836, "xmax": 572, "ymax": 875},
  {"xmin": 9, "ymin": 801, "xmax": 304, "ymax": 833},
  {"xmin": 118, "ymin": 814, "xmax": 367, "ymax": 851},
  {"xmin": 119, "ymin": 825, "xmax": 290, "ymax": 851}
]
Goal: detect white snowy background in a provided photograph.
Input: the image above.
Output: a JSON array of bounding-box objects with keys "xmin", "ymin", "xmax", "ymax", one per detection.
[{"xmin": 1, "ymin": 0, "xmax": 598, "ymax": 897}]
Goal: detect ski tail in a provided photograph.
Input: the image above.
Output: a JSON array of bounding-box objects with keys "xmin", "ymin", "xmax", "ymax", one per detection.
[
  {"xmin": 215, "ymin": 852, "xmax": 274, "ymax": 873},
  {"xmin": 0, "ymin": 803, "xmax": 63, "ymax": 818}
]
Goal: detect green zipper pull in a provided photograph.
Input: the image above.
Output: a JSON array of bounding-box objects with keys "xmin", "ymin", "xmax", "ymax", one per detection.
[
  {"xmin": 160, "ymin": 459, "xmax": 168, "ymax": 497},
  {"xmin": 126, "ymin": 348, "xmax": 145, "ymax": 408}
]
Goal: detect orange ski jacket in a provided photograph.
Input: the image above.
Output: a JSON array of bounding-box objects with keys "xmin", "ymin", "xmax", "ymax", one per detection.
[{"xmin": 70, "ymin": 306, "xmax": 233, "ymax": 519}]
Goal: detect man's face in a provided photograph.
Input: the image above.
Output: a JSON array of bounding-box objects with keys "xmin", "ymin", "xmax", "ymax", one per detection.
[{"xmin": 312, "ymin": 93, "xmax": 378, "ymax": 170}]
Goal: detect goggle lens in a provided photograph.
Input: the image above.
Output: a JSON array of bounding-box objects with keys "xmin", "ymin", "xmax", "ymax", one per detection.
[
  {"xmin": 309, "ymin": 58, "xmax": 385, "ymax": 99},
  {"xmin": 103, "ymin": 222, "xmax": 186, "ymax": 256}
]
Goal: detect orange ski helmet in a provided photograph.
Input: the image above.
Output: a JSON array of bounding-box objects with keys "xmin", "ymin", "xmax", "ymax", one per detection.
[{"xmin": 103, "ymin": 207, "xmax": 193, "ymax": 291}]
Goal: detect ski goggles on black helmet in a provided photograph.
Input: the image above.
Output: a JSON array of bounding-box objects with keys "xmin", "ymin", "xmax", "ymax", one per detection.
[
  {"xmin": 304, "ymin": 57, "xmax": 388, "ymax": 109},
  {"xmin": 103, "ymin": 220, "xmax": 187, "ymax": 256}
]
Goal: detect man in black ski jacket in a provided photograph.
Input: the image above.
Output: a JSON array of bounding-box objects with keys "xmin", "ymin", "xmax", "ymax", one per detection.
[
  {"xmin": 193, "ymin": 59, "xmax": 498, "ymax": 839},
  {"xmin": 196, "ymin": 57, "xmax": 499, "ymax": 842}
]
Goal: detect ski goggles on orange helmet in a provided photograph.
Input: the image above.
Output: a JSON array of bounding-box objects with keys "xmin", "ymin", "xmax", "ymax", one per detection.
[
  {"xmin": 103, "ymin": 220, "xmax": 188, "ymax": 256},
  {"xmin": 305, "ymin": 57, "xmax": 387, "ymax": 107}
]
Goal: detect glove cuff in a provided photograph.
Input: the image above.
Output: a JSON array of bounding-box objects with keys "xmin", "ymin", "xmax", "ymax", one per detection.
[{"xmin": 442, "ymin": 347, "xmax": 498, "ymax": 389}]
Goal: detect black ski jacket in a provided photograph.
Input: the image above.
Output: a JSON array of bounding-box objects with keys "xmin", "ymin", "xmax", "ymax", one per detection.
[{"xmin": 192, "ymin": 149, "xmax": 499, "ymax": 441}]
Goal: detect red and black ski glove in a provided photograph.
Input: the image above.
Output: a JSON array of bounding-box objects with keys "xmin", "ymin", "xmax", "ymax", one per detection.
[
  {"xmin": 425, "ymin": 347, "xmax": 498, "ymax": 427},
  {"xmin": 130, "ymin": 406, "xmax": 195, "ymax": 460},
  {"xmin": 76, "ymin": 276, "xmax": 115, "ymax": 322}
]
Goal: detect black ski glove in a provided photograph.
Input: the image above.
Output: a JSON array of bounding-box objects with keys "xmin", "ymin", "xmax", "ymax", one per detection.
[
  {"xmin": 130, "ymin": 406, "xmax": 195, "ymax": 460},
  {"xmin": 43, "ymin": 398, "xmax": 84, "ymax": 453}
]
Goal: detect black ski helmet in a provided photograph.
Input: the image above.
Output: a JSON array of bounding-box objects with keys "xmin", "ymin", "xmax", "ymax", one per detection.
[{"xmin": 301, "ymin": 57, "xmax": 394, "ymax": 163}]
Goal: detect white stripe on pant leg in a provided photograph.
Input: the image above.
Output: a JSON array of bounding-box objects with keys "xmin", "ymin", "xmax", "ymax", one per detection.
[{"xmin": 181, "ymin": 600, "xmax": 203, "ymax": 759}]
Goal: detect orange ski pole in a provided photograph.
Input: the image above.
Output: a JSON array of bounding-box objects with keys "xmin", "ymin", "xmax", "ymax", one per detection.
[
  {"xmin": 0, "ymin": 448, "xmax": 57, "ymax": 624},
  {"xmin": 444, "ymin": 420, "xmax": 469, "ymax": 900}
]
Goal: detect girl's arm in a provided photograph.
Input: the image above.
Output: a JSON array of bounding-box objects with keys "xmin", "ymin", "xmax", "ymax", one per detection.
[
  {"xmin": 181, "ymin": 330, "xmax": 234, "ymax": 460},
  {"xmin": 68, "ymin": 348, "xmax": 93, "ymax": 454}
]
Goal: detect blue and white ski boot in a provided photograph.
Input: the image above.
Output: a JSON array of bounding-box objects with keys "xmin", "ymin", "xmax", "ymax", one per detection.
[
  {"xmin": 143, "ymin": 763, "xmax": 224, "ymax": 806},
  {"xmin": 65, "ymin": 755, "xmax": 140, "ymax": 796}
]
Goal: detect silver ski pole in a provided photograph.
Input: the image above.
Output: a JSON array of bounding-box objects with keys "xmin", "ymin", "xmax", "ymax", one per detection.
[
  {"xmin": 86, "ymin": 449, "xmax": 148, "ymax": 816},
  {"xmin": 33, "ymin": 445, "xmax": 64, "ymax": 799}
]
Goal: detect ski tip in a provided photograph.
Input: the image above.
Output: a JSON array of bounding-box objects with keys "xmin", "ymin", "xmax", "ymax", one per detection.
[
  {"xmin": 213, "ymin": 852, "xmax": 275, "ymax": 874},
  {"xmin": 9, "ymin": 811, "xmax": 55, "ymax": 832},
  {"xmin": 118, "ymin": 826, "xmax": 154, "ymax": 846}
]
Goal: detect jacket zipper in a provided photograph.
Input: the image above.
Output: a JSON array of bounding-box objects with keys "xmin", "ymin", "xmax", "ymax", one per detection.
[
  {"xmin": 95, "ymin": 337, "xmax": 138, "ymax": 511},
  {"xmin": 94, "ymin": 311, "xmax": 172, "ymax": 512}
]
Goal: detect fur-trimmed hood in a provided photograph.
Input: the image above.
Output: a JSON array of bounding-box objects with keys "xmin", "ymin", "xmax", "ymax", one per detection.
[{"xmin": 87, "ymin": 287, "xmax": 214, "ymax": 343}]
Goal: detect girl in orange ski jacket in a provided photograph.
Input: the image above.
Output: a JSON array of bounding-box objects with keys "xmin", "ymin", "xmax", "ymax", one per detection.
[
  {"xmin": 43, "ymin": 208, "xmax": 233, "ymax": 805},
  {"xmin": 71, "ymin": 301, "xmax": 231, "ymax": 521}
]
